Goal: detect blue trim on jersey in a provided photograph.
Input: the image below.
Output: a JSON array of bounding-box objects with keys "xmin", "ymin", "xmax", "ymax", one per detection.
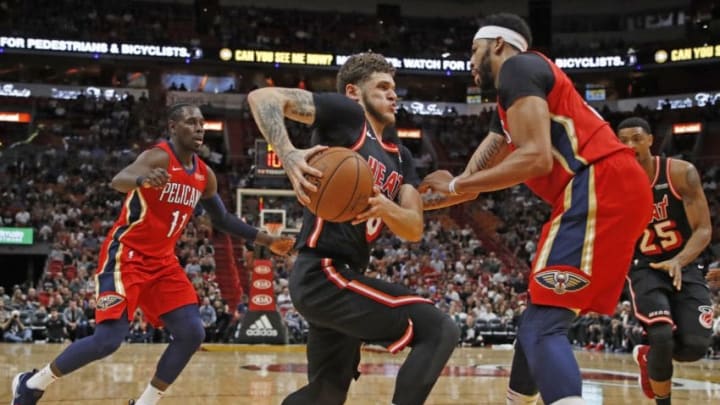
[
  {"xmin": 98, "ymin": 191, "xmax": 143, "ymax": 293},
  {"xmin": 166, "ymin": 140, "xmax": 197, "ymax": 175},
  {"xmin": 546, "ymin": 168, "xmax": 590, "ymax": 269},
  {"xmin": 550, "ymin": 121, "xmax": 585, "ymax": 173}
]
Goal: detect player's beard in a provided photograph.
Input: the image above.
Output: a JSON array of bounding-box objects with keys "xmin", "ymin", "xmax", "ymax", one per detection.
[
  {"xmin": 363, "ymin": 93, "xmax": 395, "ymax": 126},
  {"xmin": 477, "ymin": 47, "xmax": 495, "ymax": 91}
]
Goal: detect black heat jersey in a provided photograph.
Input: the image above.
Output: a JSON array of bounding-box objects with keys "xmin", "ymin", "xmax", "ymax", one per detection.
[
  {"xmin": 633, "ymin": 157, "xmax": 692, "ymax": 264},
  {"xmin": 294, "ymin": 93, "xmax": 420, "ymax": 270}
]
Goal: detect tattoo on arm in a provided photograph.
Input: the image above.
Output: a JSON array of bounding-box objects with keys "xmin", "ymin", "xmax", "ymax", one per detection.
[
  {"xmin": 468, "ymin": 135, "xmax": 504, "ymax": 173},
  {"xmin": 254, "ymin": 100, "xmax": 294, "ymax": 156},
  {"xmin": 277, "ymin": 89, "xmax": 315, "ymax": 120}
]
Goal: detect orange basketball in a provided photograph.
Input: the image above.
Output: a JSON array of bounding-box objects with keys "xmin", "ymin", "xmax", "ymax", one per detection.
[{"xmin": 305, "ymin": 147, "xmax": 374, "ymax": 223}]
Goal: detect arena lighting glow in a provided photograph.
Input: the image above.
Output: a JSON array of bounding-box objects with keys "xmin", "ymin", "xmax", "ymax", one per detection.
[
  {"xmin": 203, "ymin": 121, "xmax": 223, "ymax": 131},
  {"xmin": 672, "ymin": 122, "xmax": 703, "ymax": 134},
  {"xmin": 0, "ymin": 112, "xmax": 31, "ymax": 123}
]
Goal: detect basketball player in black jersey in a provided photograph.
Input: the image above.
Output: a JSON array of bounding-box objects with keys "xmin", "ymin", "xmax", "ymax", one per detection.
[
  {"xmin": 617, "ymin": 117, "xmax": 713, "ymax": 405},
  {"xmin": 247, "ymin": 53, "xmax": 458, "ymax": 405}
]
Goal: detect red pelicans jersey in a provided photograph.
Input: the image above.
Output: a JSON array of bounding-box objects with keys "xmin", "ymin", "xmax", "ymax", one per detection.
[
  {"xmin": 495, "ymin": 51, "xmax": 628, "ymax": 205},
  {"xmin": 105, "ymin": 141, "xmax": 208, "ymax": 259}
]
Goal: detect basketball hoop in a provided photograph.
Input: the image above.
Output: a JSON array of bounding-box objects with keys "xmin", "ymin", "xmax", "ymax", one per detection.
[{"xmin": 264, "ymin": 222, "xmax": 284, "ymax": 237}]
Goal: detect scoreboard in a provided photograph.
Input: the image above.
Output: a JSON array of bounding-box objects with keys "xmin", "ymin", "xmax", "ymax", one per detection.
[{"xmin": 255, "ymin": 139, "xmax": 286, "ymax": 177}]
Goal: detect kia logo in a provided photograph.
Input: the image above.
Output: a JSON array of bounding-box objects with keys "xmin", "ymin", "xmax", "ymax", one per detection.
[
  {"xmin": 253, "ymin": 279, "xmax": 272, "ymax": 290},
  {"xmin": 251, "ymin": 294, "xmax": 273, "ymax": 306},
  {"xmin": 255, "ymin": 265, "xmax": 272, "ymax": 275}
]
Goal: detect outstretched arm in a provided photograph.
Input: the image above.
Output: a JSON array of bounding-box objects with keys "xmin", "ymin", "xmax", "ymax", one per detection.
[
  {"xmin": 200, "ymin": 167, "xmax": 294, "ymax": 256},
  {"xmin": 420, "ymin": 131, "xmax": 509, "ymax": 210},
  {"xmin": 247, "ymin": 88, "xmax": 326, "ymax": 205},
  {"xmin": 452, "ymin": 96, "xmax": 552, "ymax": 193}
]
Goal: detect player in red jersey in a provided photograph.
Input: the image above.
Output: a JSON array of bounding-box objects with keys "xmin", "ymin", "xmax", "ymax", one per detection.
[
  {"xmin": 11, "ymin": 104, "xmax": 294, "ymax": 405},
  {"xmin": 421, "ymin": 13, "xmax": 653, "ymax": 405}
]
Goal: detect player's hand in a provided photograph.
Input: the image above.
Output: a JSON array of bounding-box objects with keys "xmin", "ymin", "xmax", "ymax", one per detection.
[
  {"xmin": 281, "ymin": 145, "xmax": 327, "ymax": 206},
  {"xmin": 140, "ymin": 167, "xmax": 170, "ymax": 188},
  {"xmin": 705, "ymin": 268, "xmax": 720, "ymax": 289},
  {"xmin": 650, "ymin": 259, "xmax": 682, "ymax": 291},
  {"xmin": 255, "ymin": 232, "xmax": 296, "ymax": 256},
  {"xmin": 418, "ymin": 170, "xmax": 454, "ymax": 194},
  {"xmin": 352, "ymin": 186, "xmax": 392, "ymax": 225}
]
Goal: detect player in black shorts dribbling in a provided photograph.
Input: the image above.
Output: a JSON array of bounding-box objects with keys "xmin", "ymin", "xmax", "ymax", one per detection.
[
  {"xmin": 617, "ymin": 117, "xmax": 713, "ymax": 405},
  {"xmin": 248, "ymin": 53, "xmax": 458, "ymax": 405}
]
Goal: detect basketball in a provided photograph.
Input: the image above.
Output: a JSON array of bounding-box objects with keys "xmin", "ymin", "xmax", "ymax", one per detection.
[{"xmin": 305, "ymin": 147, "xmax": 374, "ymax": 223}]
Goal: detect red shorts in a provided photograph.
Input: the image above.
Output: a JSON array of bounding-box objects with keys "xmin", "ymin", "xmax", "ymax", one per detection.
[
  {"xmin": 94, "ymin": 239, "xmax": 197, "ymax": 327},
  {"xmin": 529, "ymin": 150, "xmax": 653, "ymax": 315}
]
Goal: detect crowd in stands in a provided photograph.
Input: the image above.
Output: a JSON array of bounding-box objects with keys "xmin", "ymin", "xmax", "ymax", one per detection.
[
  {"xmin": 1, "ymin": 0, "xmax": 712, "ymax": 63},
  {"xmin": 1, "ymin": 94, "xmax": 719, "ymax": 361}
]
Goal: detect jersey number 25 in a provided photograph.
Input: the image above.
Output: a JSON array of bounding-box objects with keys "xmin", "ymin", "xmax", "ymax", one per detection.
[{"xmin": 639, "ymin": 219, "xmax": 683, "ymax": 255}]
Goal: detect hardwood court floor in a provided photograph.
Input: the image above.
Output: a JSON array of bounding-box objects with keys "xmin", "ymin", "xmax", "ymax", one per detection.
[{"xmin": 2, "ymin": 343, "xmax": 719, "ymax": 404}]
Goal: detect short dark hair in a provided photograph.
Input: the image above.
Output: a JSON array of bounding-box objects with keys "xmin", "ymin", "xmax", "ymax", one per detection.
[
  {"xmin": 336, "ymin": 53, "xmax": 395, "ymax": 93},
  {"xmin": 167, "ymin": 103, "xmax": 196, "ymax": 122},
  {"xmin": 617, "ymin": 117, "xmax": 652, "ymax": 134},
  {"xmin": 480, "ymin": 13, "xmax": 533, "ymax": 50}
]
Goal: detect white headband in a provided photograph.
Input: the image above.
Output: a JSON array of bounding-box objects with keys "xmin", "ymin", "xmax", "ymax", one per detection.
[{"xmin": 474, "ymin": 25, "xmax": 528, "ymax": 52}]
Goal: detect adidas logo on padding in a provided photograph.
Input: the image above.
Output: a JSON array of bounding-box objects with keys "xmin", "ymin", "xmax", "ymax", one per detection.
[{"xmin": 246, "ymin": 315, "xmax": 278, "ymax": 337}]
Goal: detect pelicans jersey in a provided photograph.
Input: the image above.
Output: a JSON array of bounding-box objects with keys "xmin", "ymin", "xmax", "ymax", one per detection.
[
  {"xmin": 95, "ymin": 141, "xmax": 208, "ymax": 326},
  {"xmin": 493, "ymin": 52, "xmax": 653, "ymax": 314}
]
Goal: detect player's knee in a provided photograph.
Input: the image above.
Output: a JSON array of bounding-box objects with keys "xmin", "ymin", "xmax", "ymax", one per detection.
[
  {"xmin": 647, "ymin": 324, "xmax": 673, "ymax": 351},
  {"xmin": 673, "ymin": 334, "xmax": 710, "ymax": 362},
  {"xmin": 95, "ymin": 335, "xmax": 123, "ymax": 357},
  {"xmin": 646, "ymin": 324, "xmax": 674, "ymax": 381},
  {"xmin": 184, "ymin": 317, "xmax": 206, "ymax": 347}
]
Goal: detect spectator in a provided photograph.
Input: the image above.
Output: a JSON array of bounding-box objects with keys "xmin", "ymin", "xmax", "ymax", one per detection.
[
  {"xmin": 3, "ymin": 310, "xmax": 33, "ymax": 342},
  {"xmin": 198, "ymin": 297, "xmax": 217, "ymax": 342},
  {"xmin": 46, "ymin": 308, "xmax": 66, "ymax": 343},
  {"xmin": 62, "ymin": 299, "xmax": 85, "ymax": 341},
  {"xmin": 127, "ymin": 309, "xmax": 153, "ymax": 343}
]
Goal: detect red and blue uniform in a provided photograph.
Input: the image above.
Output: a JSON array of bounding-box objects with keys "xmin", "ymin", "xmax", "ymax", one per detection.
[
  {"xmin": 495, "ymin": 52, "xmax": 653, "ymax": 314},
  {"xmin": 95, "ymin": 141, "xmax": 208, "ymax": 326}
]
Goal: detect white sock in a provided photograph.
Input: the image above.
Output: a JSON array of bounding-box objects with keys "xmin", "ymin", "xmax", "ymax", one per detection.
[
  {"xmin": 134, "ymin": 383, "xmax": 165, "ymax": 405},
  {"xmin": 506, "ymin": 388, "xmax": 539, "ymax": 405},
  {"xmin": 550, "ymin": 397, "xmax": 585, "ymax": 405},
  {"xmin": 26, "ymin": 365, "xmax": 59, "ymax": 391}
]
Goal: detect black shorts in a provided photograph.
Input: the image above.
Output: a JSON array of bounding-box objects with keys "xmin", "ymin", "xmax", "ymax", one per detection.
[
  {"xmin": 627, "ymin": 264, "xmax": 713, "ymax": 337},
  {"xmin": 289, "ymin": 253, "xmax": 433, "ymax": 351}
]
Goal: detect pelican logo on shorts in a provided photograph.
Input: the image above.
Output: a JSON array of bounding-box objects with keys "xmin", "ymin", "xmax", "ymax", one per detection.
[
  {"xmin": 251, "ymin": 294, "xmax": 273, "ymax": 306},
  {"xmin": 698, "ymin": 305, "xmax": 713, "ymax": 329},
  {"xmin": 255, "ymin": 265, "xmax": 272, "ymax": 275},
  {"xmin": 252, "ymin": 279, "xmax": 272, "ymax": 290},
  {"xmin": 535, "ymin": 270, "xmax": 589, "ymax": 295},
  {"xmin": 96, "ymin": 293, "xmax": 125, "ymax": 310}
]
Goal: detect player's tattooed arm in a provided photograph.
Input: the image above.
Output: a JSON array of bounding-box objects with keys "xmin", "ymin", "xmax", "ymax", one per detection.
[
  {"xmin": 247, "ymin": 88, "xmax": 311, "ymax": 156},
  {"xmin": 248, "ymin": 87, "xmax": 325, "ymax": 206},
  {"xmin": 420, "ymin": 131, "xmax": 509, "ymax": 210},
  {"xmin": 462, "ymin": 132, "xmax": 510, "ymax": 175}
]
